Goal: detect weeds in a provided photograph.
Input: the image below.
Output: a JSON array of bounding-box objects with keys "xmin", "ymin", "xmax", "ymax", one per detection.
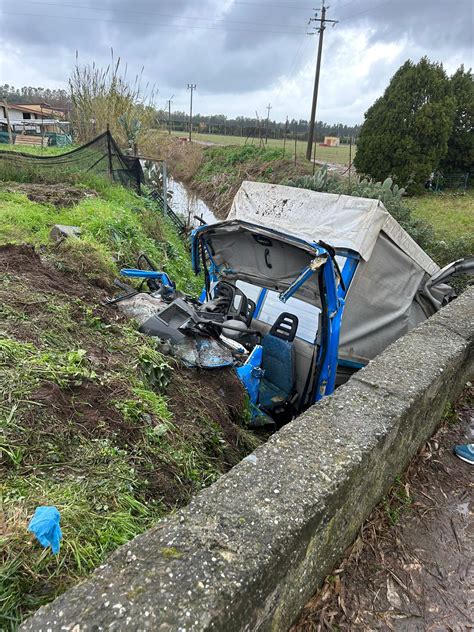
[{"xmin": 382, "ymin": 476, "xmax": 412, "ymax": 526}]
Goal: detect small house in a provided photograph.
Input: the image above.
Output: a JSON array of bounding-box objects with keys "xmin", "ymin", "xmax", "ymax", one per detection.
[
  {"xmin": 322, "ymin": 136, "xmax": 340, "ymax": 147},
  {"xmin": 0, "ymin": 102, "xmax": 71, "ymax": 146}
]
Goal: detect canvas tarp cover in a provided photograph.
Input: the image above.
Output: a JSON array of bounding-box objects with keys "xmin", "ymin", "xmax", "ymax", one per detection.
[
  {"xmin": 228, "ymin": 181, "xmax": 443, "ymax": 364},
  {"xmin": 229, "ymin": 181, "xmax": 438, "ymax": 273}
]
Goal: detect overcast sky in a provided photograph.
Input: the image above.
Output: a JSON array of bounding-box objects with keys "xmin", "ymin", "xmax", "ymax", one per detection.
[{"xmin": 1, "ymin": 0, "xmax": 472, "ymax": 124}]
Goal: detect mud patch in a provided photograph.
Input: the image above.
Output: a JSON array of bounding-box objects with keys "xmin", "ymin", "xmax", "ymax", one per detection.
[
  {"xmin": 293, "ymin": 389, "xmax": 473, "ymax": 631},
  {"xmin": 2, "ymin": 182, "xmax": 97, "ymax": 208}
]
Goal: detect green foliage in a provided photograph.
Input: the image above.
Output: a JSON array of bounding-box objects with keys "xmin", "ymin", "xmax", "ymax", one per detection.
[
  {"xmin": 0, "ymin": 273, "xmax": 253, "ymax": 628},
  {"xmin": 196, "ymin": 144, "xmax": 285, "ymax": 181},
  {"xmin": 354, "ymin": 58, "xmax": 456, "ymax": 193},
  {"xmin": 382, "ymin": 476, "xmax": 412, "ymax": 526},
  {"xmin": 440, "ymin": 66, "xmax": 474, "ymax": 174},
  {"xmin": 0, "ymin": 183, "xmax": 201, "ymax": 294},
  {"xmin": 69, "ymin": 52, "xmax": 156, "ymax": 145}
]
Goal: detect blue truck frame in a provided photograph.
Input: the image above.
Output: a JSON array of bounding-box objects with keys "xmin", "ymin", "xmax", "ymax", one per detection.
[{"xmin": 191, "ymin": 222, "xmax": 361, "ymax": 405}]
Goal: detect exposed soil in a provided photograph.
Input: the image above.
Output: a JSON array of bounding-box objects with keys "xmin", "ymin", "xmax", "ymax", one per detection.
[
  {"xmin": 2, "ymin": 182, "xmax": 97, "ymax": 207},
  {"xmin": 1, "ymin": 243, "xmax": 105, "ymax": 300},
  {"xmin": 292, "ymin": 389, "xmax": 473, "ymax": 631},
  {"xmin": 1, "ymin": 244, "xmax": 255, "ymax": 507}
]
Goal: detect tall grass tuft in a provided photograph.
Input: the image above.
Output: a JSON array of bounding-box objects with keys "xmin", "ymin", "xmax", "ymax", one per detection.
[{"xmin": 69, "ymin": 50, "xmax": 157, "ymax": 147}]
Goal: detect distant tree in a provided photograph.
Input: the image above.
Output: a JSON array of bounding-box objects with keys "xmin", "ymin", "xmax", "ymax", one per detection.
[
  {"xmin": 439, "ymin": 66, "xmax": 474, "ymax": 174},
  {"xmin": 354, "ymin": 57, "xmax": 456, "ymax": 191}
]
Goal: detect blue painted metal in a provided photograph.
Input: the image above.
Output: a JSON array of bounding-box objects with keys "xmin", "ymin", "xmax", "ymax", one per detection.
[
  {"xmin": 313, "ymin": 255, "xmax": 346, "ymax": 401},
  {"xmin": 235, "ymin": 345, "xmax": 263, "ymax": 406},
  {"xmin": 339, "ymin": 256, "xmax": 359, "ymax": 297},
  {"xmin": 191, "ymin": 221, "xmax": 358, "ymax": 406},
  {"xmin": 254, "ymin": 288, "xmax": 268, "ymax": 318},
  {"xmin": 120, "ymin": 269, "xmax": 173, "ymax": 284}
]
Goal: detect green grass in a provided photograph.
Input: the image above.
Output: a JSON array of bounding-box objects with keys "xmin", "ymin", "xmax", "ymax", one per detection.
[
  {"xmin": 0, "ymin": 174, "xmax": 257, "ymax": 628},
  {"xmin": 168, "ymin": 130, "xmax": 354, "ymax": 165},
  {"xmin": 0, "ymin": 143, "xmax": 77, "ymax": 156},
  {"xmin": 408, "ymin": 190, "xmax": 474, "ymax": 241},
  {"xmin": 0, "ymin": 180, "xmax": 201, "ymax": 295}
]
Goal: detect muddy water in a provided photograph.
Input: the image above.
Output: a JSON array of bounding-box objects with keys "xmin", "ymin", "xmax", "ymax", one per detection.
[{"xmin": 168, "ymin": 177, "xmax": 218, "ymax": 227}]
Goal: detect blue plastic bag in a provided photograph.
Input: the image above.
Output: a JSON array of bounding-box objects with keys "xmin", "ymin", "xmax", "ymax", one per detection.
[{"xmin": 28, "ymin": 506, "xmax": 62, "ymax": 554}]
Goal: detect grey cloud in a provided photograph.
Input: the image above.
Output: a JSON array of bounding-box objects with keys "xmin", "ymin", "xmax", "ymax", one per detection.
[{"xmin": 1, "ymin": 0, "xmax": 471, "ymax": 123}]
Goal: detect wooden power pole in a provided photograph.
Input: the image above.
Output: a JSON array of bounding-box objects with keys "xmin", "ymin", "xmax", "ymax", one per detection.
[
  {"xmin": 305, "ymin": 1, "xmax": 337, "ymax": 161},
  {"xmin": 265, "ymin": 103, "xmax": 272, "ymax": 144},
  {"xmin": 166, "ymin": 96, "xmax": 174, "ymax": 135},
  {"xmin": 187, "ymin": 84, "xmax": 196, "ymax": 142}
]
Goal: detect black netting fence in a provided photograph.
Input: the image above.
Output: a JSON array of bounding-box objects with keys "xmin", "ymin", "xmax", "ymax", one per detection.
[{"xmin": 0, "ymin": 131, "xmax": 143, "ymax": 190}]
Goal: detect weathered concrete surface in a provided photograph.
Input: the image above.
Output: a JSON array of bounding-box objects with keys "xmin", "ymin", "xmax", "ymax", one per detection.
[{"xmin": 22, "ymin": 288, "xmax": 474, "ymax": 632}]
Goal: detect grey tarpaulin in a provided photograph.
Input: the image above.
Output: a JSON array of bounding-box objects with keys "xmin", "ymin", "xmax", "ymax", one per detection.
[{"xmin": 228, "ymin": 181, "xmax": 452, "ymax": 365}]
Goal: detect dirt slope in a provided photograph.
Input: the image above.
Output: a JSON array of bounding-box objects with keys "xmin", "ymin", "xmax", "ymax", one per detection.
[{"xmin": 1, "ymin": 243, "xmax": 259, "ymax": 628}]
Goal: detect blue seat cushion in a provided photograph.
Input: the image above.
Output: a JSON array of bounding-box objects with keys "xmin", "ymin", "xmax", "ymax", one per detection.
[{"xmin": 259, "ymin": 334, "xmax": 295, "ymax": 409}]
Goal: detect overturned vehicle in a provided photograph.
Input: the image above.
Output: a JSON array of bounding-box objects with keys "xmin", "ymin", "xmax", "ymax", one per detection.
[{"xmin": 114, "ymin": 182, "xmax": 471, "ymax": 423}]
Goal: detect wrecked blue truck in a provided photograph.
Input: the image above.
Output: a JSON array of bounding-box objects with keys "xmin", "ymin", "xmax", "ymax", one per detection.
[{"xmin": 115, "ymin": 182, "xmax": 470, "ymax": 423}]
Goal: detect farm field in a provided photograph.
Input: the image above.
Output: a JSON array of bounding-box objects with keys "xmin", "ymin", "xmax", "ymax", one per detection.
[
  {"xmin": 408, "ymin": 190, "xmax": 474, "ymax": 240},
  {"xmin": 167, "ymin": 130, "xmax": 354, "ymax": 165}
]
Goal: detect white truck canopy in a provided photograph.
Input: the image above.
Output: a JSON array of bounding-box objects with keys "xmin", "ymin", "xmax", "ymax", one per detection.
[{"xmin": 228, "ymin": 181, "xmax": 451, "ymax": 365}]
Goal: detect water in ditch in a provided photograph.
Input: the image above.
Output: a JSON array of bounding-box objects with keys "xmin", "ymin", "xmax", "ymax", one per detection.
[{"xmin": 167, "ymin": 177, "xmax": 218, "ymax": 227}]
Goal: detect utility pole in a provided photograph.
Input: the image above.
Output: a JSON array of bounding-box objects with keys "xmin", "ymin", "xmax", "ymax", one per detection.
[
  {"xmin": 265, "ymin": 103, "xmax": 272, "ymax": 144},
  {"xmin": 166, "ymin": 96, "xmax": 174, "ymax": 135},
  {"xmin": 283, "ymin": 115, "xmax": 289, "ymax": 156},
  {"xmin": 187, "ymin": 84, "xmax": 196, "ymax": 142},
  {"xmin": 305, "ymin": 1, "xmax": 337, "ymax": 161}
]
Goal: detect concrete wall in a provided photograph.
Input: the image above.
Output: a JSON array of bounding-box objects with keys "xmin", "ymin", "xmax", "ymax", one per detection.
[{"xmin": 22, "ymin": 288, "xmax": 474, "ymax": 632}]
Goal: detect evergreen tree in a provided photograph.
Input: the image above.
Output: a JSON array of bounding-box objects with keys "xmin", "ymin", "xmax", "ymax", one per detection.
[
  {"xmin": 440, "ymin": 66, "xmax": 474, "ymax": 174},
  {"xmin": 354, "ymin": 57, "xmax": 456, "ymax": 191}
]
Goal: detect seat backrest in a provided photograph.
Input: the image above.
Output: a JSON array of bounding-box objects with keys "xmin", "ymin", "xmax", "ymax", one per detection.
[{"xmin": 261, "ymin": 313, "xmax": 298, "ymax": 398}]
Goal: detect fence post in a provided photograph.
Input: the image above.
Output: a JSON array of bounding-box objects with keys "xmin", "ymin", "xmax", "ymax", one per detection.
[
  {"xmin": 106, "ymin": 123, "xmax": 113, "ymax": 181},
  {"xmin": 162, "ymin": 161, "xmax": 168, "ymax": 216}
]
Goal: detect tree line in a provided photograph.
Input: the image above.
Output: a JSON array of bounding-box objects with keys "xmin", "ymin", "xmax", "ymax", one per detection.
[
  {"xmin": 0, "ymin": 83, "xmax": 360, "ymax": 143},
  {"xmin": 155, "ymin": 111, "xmax": 361, "ymax": 143}
]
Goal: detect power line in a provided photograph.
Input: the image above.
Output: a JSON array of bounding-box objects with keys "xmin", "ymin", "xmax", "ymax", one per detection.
[
  {"xmin": 2, "ymin": 10, "xmax": 308, "ymax": 35},
  {"xmin": 339, "ymin": 0, "xmax": 394, "ymax": 21},
  {"xmin": 16, "ymin": 0, "xmax": 311, "ymax": 31}
]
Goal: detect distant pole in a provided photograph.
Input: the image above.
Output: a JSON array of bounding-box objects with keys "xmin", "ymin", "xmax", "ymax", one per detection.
[
  {"xmin": 162, "ymin": 161, "xmax": 168, "ymax": 216},
  {"xmin": 166, "ymin": 96, "xmax": 174, "ymax": 135},
  {"xmin": 294, "ymin": 121, "xmax": 298, "ymax": 166},
  {"xmin": 348, "ymin": 136, "xmax": 353, "ymax": 185},
  {"xmin": 306, "ymin": 1, "xmax": 338, "ymax": 161},
  {"xmin": 187, "ymin": 84, "xmax": 196, "ymax": 142},
  {"xmin": 283, "ymin": 115, "xmax": 288, "ymax": 156},
  {"xmin": 312, "ymin": 122, "xmax": 317, "ymax": 175},
  {"xmin": 265, "ymin": 103, "xmax": 272, "ymax": 144},
  {"xmin": 1, "ymin": 100, "xmax": 13, "ymax": 144}
]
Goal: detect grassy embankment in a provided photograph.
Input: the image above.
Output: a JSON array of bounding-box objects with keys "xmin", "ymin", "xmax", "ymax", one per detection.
[
  {"xmin": 0, "ymin": 146, "xmax": 259, "ymax": 629},
  {"xmin": 142, "ymin": 133, "xmax": 314, "ymax": 217},
  {"xmin": 408, "ymin": 190, "xmax": 474, "ymax": 241},
  {"xmin": 168, "ymin": 129, "xmax": 354, "ymax": 165}
]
